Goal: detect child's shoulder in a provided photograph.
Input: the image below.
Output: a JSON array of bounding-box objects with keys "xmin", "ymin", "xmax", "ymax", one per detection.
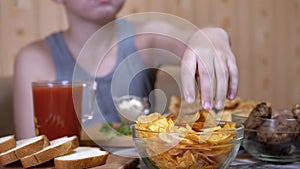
[{"xmin": 15, "ymin": 38, "xmax": 51, "ymax": 63}]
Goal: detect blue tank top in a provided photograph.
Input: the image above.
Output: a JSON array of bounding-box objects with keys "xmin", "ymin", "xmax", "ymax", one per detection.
[{"xmin": 46, "ymin": 19, "xmax": 156, "ymax": 125}]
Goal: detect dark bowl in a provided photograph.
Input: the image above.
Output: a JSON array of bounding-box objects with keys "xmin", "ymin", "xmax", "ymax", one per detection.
[{"xmin": 242, "ymin": 109, "xmax": 300, "ymax": 163}]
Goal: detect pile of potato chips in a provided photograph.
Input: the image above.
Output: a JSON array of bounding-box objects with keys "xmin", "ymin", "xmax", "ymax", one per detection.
[{"xmin": 135, "ymin": 111, "xmax": 239, "ymax": 169}]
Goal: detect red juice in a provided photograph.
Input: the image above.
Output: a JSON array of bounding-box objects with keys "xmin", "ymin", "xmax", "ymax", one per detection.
[{"xmin": 32, "ymin": 81, "xmax": 83, "ymax": 140}]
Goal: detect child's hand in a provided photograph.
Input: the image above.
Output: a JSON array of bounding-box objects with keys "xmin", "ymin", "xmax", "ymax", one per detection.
[{"xmin": 181, "ymin": 27, "xmax": 238, "ymax": 110}]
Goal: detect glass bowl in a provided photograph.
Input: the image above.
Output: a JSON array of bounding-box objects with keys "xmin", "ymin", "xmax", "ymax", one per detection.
[
  {"xmin": 242, "ymin": 109, "xmax": 300, "ymax": 163},
  {"xmin": 114, "ymin": 95, "xmax": 149, "ymax": 124},
  {"xmin": 231, "ymin": 109, "xmax": 252, "ymax": 124},
  {"xmin": 131, "ymin": 121, "xmax": 244, "ymax": 169}
]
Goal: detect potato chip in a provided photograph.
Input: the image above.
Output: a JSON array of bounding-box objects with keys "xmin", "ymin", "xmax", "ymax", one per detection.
[
  {"xmin": 174, "ymin": 112, "xmax": 201, "ymax": 125},
  {"xmin": 198, "ymin": 110, "xmax": 216, "ymax": 124},
  {"xmin": 200, "ymin": 145, "xmax": 232, "ymax": 157},
  {"xmin": 221, "ymin": 122, "xmax": 236, "ymax": 130},
  {"xmin": 201, "ymin": 126, "xmax": 222, "ymax": 132},
  {"xmin": 176, "ymin": 150, "xmax": 195, "ymax": 168},
  {"xmin": 137, "ymin": 112, "xmax": 161, "ymax": 123},
  {"xmin": 158, "ymin": 133, "xmax": 179, "ymax": 144},
  {"xmin": 191, "ymin": 122, "xmax": 204, "ymax": 131},
  {"xmin": 168, "ymin": 148, "xmax": 184, "ymax": 156},
  {"xmin": 196, "ymin": 152, "xmax": 217, "ymax": 165}
]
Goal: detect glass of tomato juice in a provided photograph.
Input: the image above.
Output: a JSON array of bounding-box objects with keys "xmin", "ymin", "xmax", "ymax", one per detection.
[{"xmin": 32, "ymin": 81, "xmax": 83, "ymax": 140}]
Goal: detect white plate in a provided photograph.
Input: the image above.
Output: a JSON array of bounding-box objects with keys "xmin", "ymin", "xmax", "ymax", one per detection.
[{"xmin": 81, "ymin": 123, "xmax": 135, "ymax": 148}]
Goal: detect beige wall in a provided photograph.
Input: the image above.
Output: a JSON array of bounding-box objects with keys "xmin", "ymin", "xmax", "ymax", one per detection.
[{"xmin": 0, "ymin": 0, "xmax": 299, "ymax": 109}]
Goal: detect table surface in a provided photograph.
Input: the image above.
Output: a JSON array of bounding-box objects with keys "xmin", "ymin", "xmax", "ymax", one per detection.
[
  {"xmin": 81, "ymin": 124, "xmax": 300, "ymax": 169},
  {"xmin": 228, "ymin": 150, "xmax": 300, "ymax": 169}
]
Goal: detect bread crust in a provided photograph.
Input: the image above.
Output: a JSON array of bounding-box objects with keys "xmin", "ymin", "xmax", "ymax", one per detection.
[
  {"xmin": 0, "ymin": 135, "xmax": 49, "ymax": 166},
  {"xmin": 0, "ymin": 149, "xmax": 18, "ymax": 166},
  {"xmin": 20, "ymin": 136, "xmax": 79, "ymax": 168},
  {"xmin": 54, "ymin": 150, "xmax": 109, "ymax": 169},
  {"xmin": 0, "ymin": 135, "xmax": 16, "ymax": 154},
  {"xmin": 15, "ymin": 135, "xmax": 49, "ymax": 159}
]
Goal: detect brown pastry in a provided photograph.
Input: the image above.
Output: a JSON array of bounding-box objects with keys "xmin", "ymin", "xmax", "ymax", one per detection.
[{"xmin": 244, "ymin": 102, "xmax": 272, "ymax": 129}]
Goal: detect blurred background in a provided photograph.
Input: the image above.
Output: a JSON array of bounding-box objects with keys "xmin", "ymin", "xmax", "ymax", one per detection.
[{"xmin": 0, "ymin": 0, "xmax": 299, "ymax": 136}]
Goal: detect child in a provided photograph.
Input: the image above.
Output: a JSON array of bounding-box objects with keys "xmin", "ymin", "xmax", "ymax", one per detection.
[{"xmin": 13, "ymin": 0, "xmax": 238, "ymax": 139}]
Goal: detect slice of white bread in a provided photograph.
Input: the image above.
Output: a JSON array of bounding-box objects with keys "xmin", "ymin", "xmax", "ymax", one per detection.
[
  {"xmin": 0, "ymin": 135, "xmax": 16, "ymax": 153},
  {"xmin": 0, "ymin": 135, "xmax": 49, "ymax": 166},
  {"xmin": 20, "ymin": 136, "xmax": 79, "ymax": 168},
  {"xmin": 54, "ymin": 147, "xmax": 109, "ymax": 169}
]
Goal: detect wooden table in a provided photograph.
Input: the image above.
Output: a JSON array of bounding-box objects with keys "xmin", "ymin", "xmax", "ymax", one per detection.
[{"xmin": 0, "ymin": 155, "xmax": 139, "ymax": 169}]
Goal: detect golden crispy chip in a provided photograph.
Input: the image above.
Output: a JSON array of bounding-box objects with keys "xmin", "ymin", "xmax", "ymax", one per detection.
[
  {"xmin": 196, "ymin": 152, "xmax": 217, "ymax": 165},
  {"xmin": 188, "ymin": 144, "xmax": 212, "ymax": 151},
  {"xmin": 161, "ymin": 153, "xmax": 178, "ymax": 164},
  {"xmin": 137, "ymin": 112, "xmax": 161, "ymax": 123},
  {"xmin": 224, "ymin": 97, "xmax": 241, "ymax": 109},
  {"xmin": 201, "ymin": 126, "xmax": 221, "ymax": 132},
  {"xmin": 176, "ymin": 150, "xmax": 196, "ymax": 168},
  {"xmin": 221, "ymin": 122, "xmax": 236, "ymax": 130},
  {"xmin": 198, "ymin": 110, "xmax": 216, "ymax": 128},
  {"xmin": 185, "ymin": 133, "xmax": 200, "ymax": 143},
  {"xmin": 168, "ymin": 96, "xmax": 181, "ymax": 115},
  {"xmin": 158, "ymin": 133, "xmax": 179, "ymax": 144},
  {"xmin": 150, "ymin": 152, "xmax": 178, "ymax": 169},
  {"xmin": 174, "ymin": 112, "xmax": 200, "ymax": 125},
  {"xmin": 149, "ymin": 118, "xmax": 169, "ymax": 132},
  {"xmin": 192, "ymin": 122, "xmax": 204, "ymax": 131},
  {"xmin": 207, "ymin": 134, "xmax": 230, "ymax": 144},
  {"xmin": 200, "ymin": 145, "xmax": 233, "ymax": 157},
  {"xmin": 168, "ymin": 148, "xmax": 184, "ymax": 156},
  {"xmin": 169, "ymin": 125, "xmax": 191, "ymax": 137},
  {"xmin": 179, "ymin": 138, "xmax": 195, "ymax": 145}
]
